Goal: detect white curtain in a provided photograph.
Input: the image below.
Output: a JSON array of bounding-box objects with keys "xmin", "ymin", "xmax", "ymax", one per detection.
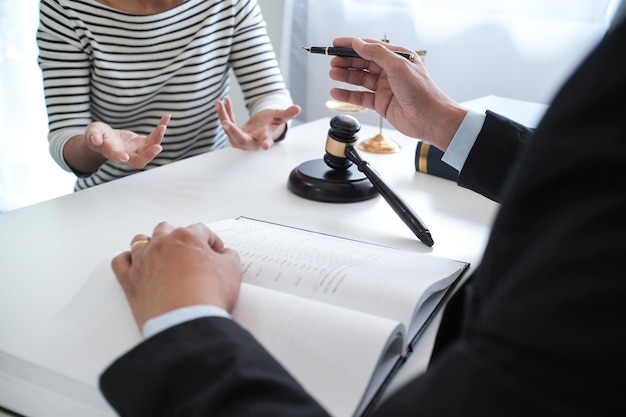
[
  {"xmin": 281, "ymin": 0, "xmax": 620, "ymax": 125},
  {"xmin": 0, "ymin": 1, "xmax": 75, "ymax": 212}
]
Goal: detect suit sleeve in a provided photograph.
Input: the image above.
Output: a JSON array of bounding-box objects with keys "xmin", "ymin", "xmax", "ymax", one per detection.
[
  {"xmin": 457, "ymin": 110, "xmax": 534, "ymax": 202},
  {"xmin": 373, "ymin": 19, "xmax": 626, "ymax": 417},
  {"xmin": 99, "ymin": 317, "xmax": 330, "ymax": 417}
]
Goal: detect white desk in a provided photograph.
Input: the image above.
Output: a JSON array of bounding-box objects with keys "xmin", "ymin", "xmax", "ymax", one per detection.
[{"xmin": 0, "ymin": 96, "xmax": 547, "ymax": 416}]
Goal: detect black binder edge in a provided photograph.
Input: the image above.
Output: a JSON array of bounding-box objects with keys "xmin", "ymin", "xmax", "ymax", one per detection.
[{"xmin": 359, "ymin": 262, "xmax": 470, "ymax": 417}]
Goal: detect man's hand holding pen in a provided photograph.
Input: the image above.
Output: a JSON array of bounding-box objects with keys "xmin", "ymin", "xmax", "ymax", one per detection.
[{"xmin": 325, "ymin": 37, "xmax": 466, "ymax": 153}]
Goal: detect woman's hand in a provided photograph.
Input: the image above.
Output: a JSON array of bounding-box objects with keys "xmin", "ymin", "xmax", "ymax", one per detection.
[
  {"xmin": 84, "ymin": 114, "xmax": 170, "ymax": 167},
  {"xmin": 216, "ymin": 97, "xmax": 301, "ymax": 150}
]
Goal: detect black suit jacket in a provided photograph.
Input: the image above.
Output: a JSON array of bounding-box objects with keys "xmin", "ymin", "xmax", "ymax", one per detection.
[{"xmin": 100, "ymin": 18, "xmax": 626, "ymax": 417}]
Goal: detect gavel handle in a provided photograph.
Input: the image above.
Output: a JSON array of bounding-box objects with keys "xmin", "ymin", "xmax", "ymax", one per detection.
[{"xmin": 345, "ymin": 146, "xmax": 434, "ymax": 247}]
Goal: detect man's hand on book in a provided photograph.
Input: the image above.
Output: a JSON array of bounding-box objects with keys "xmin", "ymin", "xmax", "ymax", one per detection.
[{"xmin": 111, "ymin": 222, "xmax": 243, "ymax": 330}]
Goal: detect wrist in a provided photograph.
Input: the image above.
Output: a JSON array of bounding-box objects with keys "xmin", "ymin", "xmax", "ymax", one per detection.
[
  {"xmin": 142, "ymin": 305, "xmax": 231, "ymax": 339},
  {"xmin": 63, "ymin": 134, "xmax": 107, "ymax": 176},
  {"xmin": 425, "ymin": 103, "xmax": 467, "ymax": 151}
]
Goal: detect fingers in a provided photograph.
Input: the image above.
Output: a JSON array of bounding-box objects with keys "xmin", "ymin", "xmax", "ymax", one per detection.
[
  {"xmin": 332, "ymin": 36, "xmax": 357, "ymax": 48},
  {"xmin": 330, "ymin": 62, "xmax": 370, "ymax": 86},
  {"xmin": 122, "ymin": 147, "xmax": 158, "ymax": 168},
  {"xmin": 187, "ymin": 223, "xmax": 225, "ymax": 252},
  {"xmin": 92, "ymin": 115, "xmax": 169, "ymax": 168},
  {"xmin": 104, "ymin": 131, "xmax": 131, "ymax": 163},
  {"xmin": 223, "ymin": 97, "xmax": 236, "ymax": 122},
  {"xmin": 122, "ymin": 115, "xmax": 169, "ymax": 168},
  {"xmin": 158, "ymin": 113, "xmax": 171, "ymax": 127},
  {"xmin": 129, "ymin": 145, "xmax": 162, "ymax": 168},
  {"xmin": 331, "ymin": 38, "xmax": 410, "ymax": 74},
  {"xmin": 134, "ymin": 222, "xmax": 226, "ymax": 253},
  {"xmin": 329, "ymin": 38, "xmax": 380, "ymax": 71},
  {"xmin": 223, "ymin": 123, "xmax": 251, "ymax": 149},
  {"xmin": 281, "ymin": 105, "xmax": 302, "ymax": 122},
  {"xmin": 215, "ymin": 97, "xmax": 236, "ymax": 121},
  {"xmin": 150, "ymin": 221, "xmax": 216, "ymax": 249},
  {"xmin": 86, "ymin": 122, "xmax": 108, "ymax": 146},
  {"xmin": 85, "ymin": 122, "xmax": 129, "ymax": 163},
  {"xmin": 186, "ymin": 223, "xmax": 241, "ymax": 268},
  {"xmin": 130, "ymin": 234, "xmax": 151, "ymax": 252},
  {"xmin": 152, "ymin": 222, "xmax": 175, "ymax": 239},
  {"xmin": 216, "ymin": 98, "xmax": 241, "ymax": 143},
  {"xmin": 216, "ymin": 98, "xmax": 301, "ymax": 150},
  {"xmin": 144, "ymin": 114, "xmax": 169, "ymax": 148},
  {"xmin": 330, "ymin": 88, "xmax": 374, "ymax": 111},
  {"xmin": 111, "ymin": 251, "xmax": 132, "ymax": 294},
  {"xmin": 215, "ymin": 99, "xmax": 227, "ymax": 121},
  {"xmin": 332, "ymin": 36, "xmax": 386, "ymax": 47},
  {"xmin": 88, "ymin": 132, "xmax": 104, "ymax": 146},
  {"xmin": 119, "ymin": 224, "xmax": 173, "ymax": 261},
  {"xmin": 345, "ymin": 37, "xmax": 416, "ymax": 60},
  {"xmin": 254, "ymin": 105, "xmax": 300, "ymax": 150},
  {"xmin": 111, "ymin": 251, "xmax": 131, "ymax": 274},
  {"xmin": 112, "ymin": 232, "xmax": 154, "ymax": 300},
  {"xmin": 215, "ymin": 97, "xmax": 236, "ymax": 126}
]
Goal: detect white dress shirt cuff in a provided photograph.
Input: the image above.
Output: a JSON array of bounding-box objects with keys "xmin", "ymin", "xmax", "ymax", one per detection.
[
  {"xmin": 142, "ymin": 305, "xmax": 232, "ymax": 339},
  {"xmin": 441, "ymin": 110, "xmax": 486, "ymax": 171}
]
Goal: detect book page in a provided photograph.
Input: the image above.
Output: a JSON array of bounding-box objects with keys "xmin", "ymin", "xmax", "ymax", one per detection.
[
  {"xmin": 3, "ymin": 257, "xmax": 405, "ymax": 417},
  {"xmin": 234, "ymin": 284, "xmax": 404, "ymax": 417},
  {"xmin": 210, "ymin": 218, "xmax": 468, "ymax": 342}
]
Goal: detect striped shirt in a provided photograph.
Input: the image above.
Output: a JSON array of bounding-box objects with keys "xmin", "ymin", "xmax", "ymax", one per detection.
[{"xmin": 37, "ymin": 0, "xmax": 293, "ymax": 190}]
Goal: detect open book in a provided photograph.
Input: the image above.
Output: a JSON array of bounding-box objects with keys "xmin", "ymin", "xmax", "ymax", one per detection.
[{"xmin": 0, "ymin": 217, "xmax": 468, "ymax": 417}]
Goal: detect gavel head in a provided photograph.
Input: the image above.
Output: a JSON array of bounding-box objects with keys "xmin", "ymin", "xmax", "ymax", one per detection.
[{"xmin": 323, "ymin": 114, "xmax": 361, "ymax": 170}]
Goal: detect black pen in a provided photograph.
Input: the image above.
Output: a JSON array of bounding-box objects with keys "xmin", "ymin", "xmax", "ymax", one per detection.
[{"xmin": 302, "ymin": 46, "xmax": 416, "ymax": 62}]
